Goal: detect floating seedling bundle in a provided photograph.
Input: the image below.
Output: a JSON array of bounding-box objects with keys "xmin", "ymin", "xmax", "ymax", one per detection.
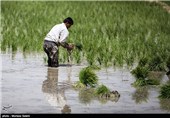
[{"xmin": 73, "ymin": 66, "xmax": 120, "ymax": 103}]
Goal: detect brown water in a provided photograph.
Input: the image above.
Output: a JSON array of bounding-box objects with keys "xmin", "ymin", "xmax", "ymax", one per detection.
[{"xmin": 1, "ymin": 51, "xmax": 170, "ymax": 114}]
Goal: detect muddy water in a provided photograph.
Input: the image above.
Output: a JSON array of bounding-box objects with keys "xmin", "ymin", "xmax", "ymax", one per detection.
[{"xmin": 1, "ymin": 51, "xmax": 170, "ymax": 114}]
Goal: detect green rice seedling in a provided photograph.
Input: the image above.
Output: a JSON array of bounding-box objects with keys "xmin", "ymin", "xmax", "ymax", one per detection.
[
  {"xmin": 1, "ymin": 1, "xmax": 170, "ymax": 68},
  {"xmin": 86, "ymin": 65, "xmax": 101, "ymax": 70},
  {"xmin": 79, "ymin": 67, "xmax": 98, "ymax": 87},
  {"xmin": 86, "ymin": 51, "xmax": 95, "ymax": 66},
  {"xmin": 166, "ymin": 56, "xmax": 170, "ymax": 67},
  {"xmin": 74, "ymin": 42, "xmax": 83, "ymax": 51},
  {"xmin": 70, "ymin": 42, "xmax": 83, "ymax": 64},
  {"xmin": 132, "ymin": 77, "xmax": 160, "ymax": 87},
  {"xmin": 148, "ymin": 55, "xmax": 166, "ymax": 72},
  {"xmin": 95, "ymin": 84, "xmax": 110, "ymax": 97},
  {"xmin": 145, "ymin": 79, "xmax": 160, "ymax": 85},
  {"xmin": 124, "ymin": 54, "xmax": 135, "ymax": 67},
  {"xmin": 166, "ymin": 56, "xmax": 170, "ymax": 75},
  {"xmin": 138, "ymin": 57, "xmax": 148, "ymax": 66},
  {"xmin": 11, "ymin": 43, "xmax": 17, "ymax": 52},
  {"xmin": 95, "ymin": 84, "xmax": 120, "ymax": 103},
  {"xmin": 72, "ymin": 50, "xmax": 81, "ymax": 64},
  {"xmin": 96, "ymin": 85, "xmax": 110, "ymax": 104},
  {"xmin": 132, "ymin": 78, "xmax": 148, "ymax": 87},
  {"xmin": 159, "ymin": 84, "xmax": 170, "ymax": 99},
  {"xmin": 131, "ymin": 66, "xmax": 149, "ymax": 79}
]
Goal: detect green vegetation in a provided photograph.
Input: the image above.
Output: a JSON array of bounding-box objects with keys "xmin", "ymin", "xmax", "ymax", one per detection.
[
  {"xmin": 2, "ymin": 1, "xmax": 170, "ymax": 103},
  {"xmin": 131, "ymin": 66, "xmax": 149, "ymax": 79},
  {"xmin": 159, "ymin": 84, "xmax": 170, "ymax": 99},
  {"xmin": 130, "ymin": 55, "xmax": 166, "ymax": 87},
  {"xmin": 132, "ymin": 78, "xmax": 160, "ymax": 87},
  {"xmin": 1, "ymin": 1, "xmax": 170, "ymax": 68},
  {"xmin": 95, "ymin": 84, "xmax": 110, "ymax": 96},
  {"xmin": 148, "ymin": 54, "xmax": 166, "ymax": 72},
  {"xmin": 79, "ymin": 66, "xmax": 98, "ymax": 87},
  {"xmin": 166, "ymin": 56, "xmax": 170, "ymax": 70},
  {"xmin": 73, "ymin": 66, "xmax": 120, "ymax": 103}
]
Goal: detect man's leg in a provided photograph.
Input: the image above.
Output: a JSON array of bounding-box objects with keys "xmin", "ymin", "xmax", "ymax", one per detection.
[
  {"xmin": 51, "ymin": 45, "xmax": 59, "ymax": 67},
  {"xmin": 43, "ymin": 41, "xmax": 53, "ymax": 67},
  {"xmin": 47, "ymin": 52, "xmax": 52, "ymax": 67}
]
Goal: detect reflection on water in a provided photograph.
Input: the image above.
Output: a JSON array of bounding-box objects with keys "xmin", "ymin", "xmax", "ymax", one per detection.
[
  {"xmin": 160, "ymin": 98, "xmax": 170, "ymax": 112},
  {"xmin": 78, "ymin": 88, "xmax": 96, "ymax": 104},
  {"xmin": 159, "ymin": 79, "xmax": 170, "ymax": 112},
  {"xmin": 132, "ymin": 86, "xmax": 149, "ymax": 104},
  {"xmin": 131, "ymin": 72, "xmax": 169, "ymax": 104},
  {"xmin": 78, "ymin": 88, "xmax": 120, "ymax": 105},
  {"xmin": 42, "ymin": 67, "xmax": 71, "ymax": 114},
  {"xmin": 2, "ymin": 52, "xmax": 170, "ymax": 113}
]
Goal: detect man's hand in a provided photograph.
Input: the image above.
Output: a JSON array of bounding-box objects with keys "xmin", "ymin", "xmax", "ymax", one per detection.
[{"xmin": 67, "ymin": 43, "xmax": 75, "ymax": 51}]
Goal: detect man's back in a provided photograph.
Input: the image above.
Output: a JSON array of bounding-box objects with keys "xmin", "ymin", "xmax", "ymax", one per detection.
[{"xmin": 45, "ymin": 23, "xmax": 68, "ymax": 43}]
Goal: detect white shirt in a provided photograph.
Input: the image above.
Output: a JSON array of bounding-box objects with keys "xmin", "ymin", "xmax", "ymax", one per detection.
[{"xmin": 44, "ymin": 23, "xmax": 69, "ymax": 43}]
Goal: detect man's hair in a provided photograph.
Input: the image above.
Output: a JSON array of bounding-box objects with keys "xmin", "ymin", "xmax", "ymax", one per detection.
[{"xmin": 63, "ymin": 17, "xmax": 74, "ymax": 25}]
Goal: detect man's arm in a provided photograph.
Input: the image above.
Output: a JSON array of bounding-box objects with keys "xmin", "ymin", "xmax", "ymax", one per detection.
[
  {"xmin": 58, "ymin": 29, "xmax": 74, "ymax": 50},
  {"xmin": 59, "ymin": 42, "xmax": 74, "ymax": 51}
]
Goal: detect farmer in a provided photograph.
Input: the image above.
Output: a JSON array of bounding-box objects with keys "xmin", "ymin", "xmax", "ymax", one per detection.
[{"xmin": 43, "ymin": 17, "xmax": 74, "ymax": 67}]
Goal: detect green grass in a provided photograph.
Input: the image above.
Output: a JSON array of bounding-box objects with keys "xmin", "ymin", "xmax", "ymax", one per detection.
[{"xmin": 1, "ymin": 1, "xmax": 170, "ymax": 68}]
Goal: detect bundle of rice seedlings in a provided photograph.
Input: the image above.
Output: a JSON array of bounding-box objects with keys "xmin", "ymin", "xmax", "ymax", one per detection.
[
  {"xmin": 148, "ymin": 55, "xmax": 165, "ymax": 71},
  {"xmin": 95, "ymin": 84, "xmax": 110, "ymax": 97},
  {"xmin": 131, "ymin": 66, "xmax": 149, "ymax": 79},
  {"xmin": 79, "ymin": 67, "xmax": 98, "ymax": 87},
  {"xmin": 159, "ymin": 84, "xmax": 170, "ymax": 99},
  {"xmin": 75, "ymin": 42, "xmax": 83, "ymax": 51}
]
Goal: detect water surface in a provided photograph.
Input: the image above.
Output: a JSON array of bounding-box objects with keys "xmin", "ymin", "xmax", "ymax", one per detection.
[{"xmin": 1, "ymin": 51, "xmax": 170, "ymax": 114}]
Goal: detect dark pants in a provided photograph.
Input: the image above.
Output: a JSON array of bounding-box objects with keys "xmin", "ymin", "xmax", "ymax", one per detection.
[{"xmin": 43, "ymin": 40, "xmax": 59, "ymax": 67}]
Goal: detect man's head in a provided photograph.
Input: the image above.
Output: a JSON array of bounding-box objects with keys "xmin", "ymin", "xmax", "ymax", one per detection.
[{"xmin": 63, "ymin": 17, "xmax": 74, "ymax": 29}]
